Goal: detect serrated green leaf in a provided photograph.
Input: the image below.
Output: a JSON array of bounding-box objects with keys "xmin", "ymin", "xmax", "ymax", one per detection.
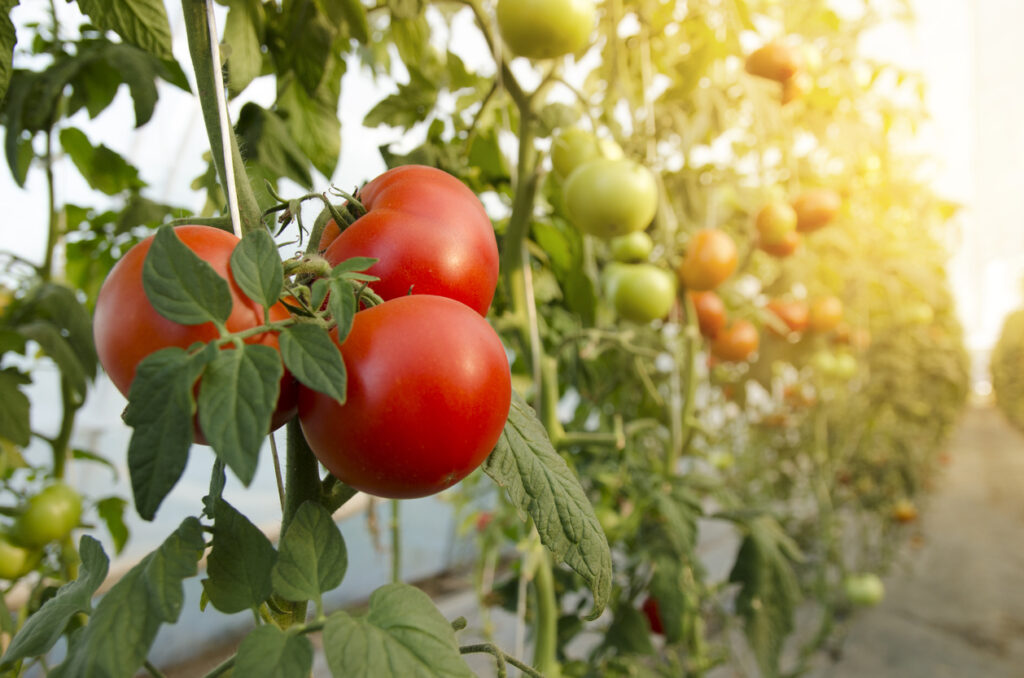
[
  {"xmin": 3, "ymin": 71, "xmax": 37, "ymax": 186},
  {"xmin": 1, "ymin": 536, "xmax": 109, "ymax": 665},
  {"xmin": 58, "ymin": 127, "xmax": 145, "ymax": 196},
  {"xmin": 277, "ymin": 1, "xmax": 333, "ymax": 94},
  {"xmin": 16, "ymin": 320, "xmax": 88, "ymax": 399},
  {"xmin": 198, "ymin": 344, "xmax": 283, "ymax": 485},
  {"xmin": 0, "ymin": 0, "xmax": 16, "ymax": 101},
  {"xmin": 363, "ymin": 68, "xmax": 438, "ymax": 130},
  {"xmin": 599, "ymin": 602, "xmax": 655, "ymax": 658},
  {"xmin": 272, "ymin": 502, "xmax": 347, "ymax": 604},
  {"xmin": 335, "ymin": 0, "xmax": 370, "ymax": 43},
  {"xmin": 223, "ymin": 0, "xmax": 263, "ymax": 96},
  {"xmin": 77, "ymin": 0, "xmax": 174, "ymax": 60},
  {"xmin": 323, "ymin": 583, "xmax": 473, "ymax": 678},
  {"xmin": 143, "ymin": 226, "xmax": 233, "ymax": 326},
  {"xmin": 48, "ymin": 518, "xmax": 204, "ymax": 678},
  {"xmin": 202, "ymin": 499, "xmax": 277, "ymax": 614},
  {"xmin": 96, "ymin": 496, "xmax": 129, "ymax": 554},
  {"xmin": 278, "ymin": 77, "xmax": 341, "ymax": 178},
  {"xmin": 0, "ymin": 369, "xmax": 31, "ymax": 446},
  {"xmin": 482, "ymin": 391, "xmax": 611, "ymax": 620},
  {"xmin": 234, "ymin": 625, "xmax": 314, "ymax": 678},
  {"xmin": 327, "ymin": 278, "xmax": 356, "ymax": 343},
  {"xmin": 25, "ymin": 282, "xmax": 97, "ymax": 379},
  {"xmin": 230, "ymin": 229, "xmax": 284, "ymax": 310},
  {"xmin": 279, "ymin": 324, "xmax": 346, "ymax": 404},
  {"xmin": 236, "ymin": 103, "xmax": 314, "ymax": 190},
  {"xmin": 124, "ymin": 348, "xmax": 204, "ymax": 521}
]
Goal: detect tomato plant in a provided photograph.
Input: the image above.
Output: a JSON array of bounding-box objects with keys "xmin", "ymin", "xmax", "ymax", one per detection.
[
  {"xmin": 298, "ymin": 295, "xmax": 512, "ymax": 499},
  {"xmin": 93, "ymin": 225, "xmax": 297, "ymax": 441},
  {"xmin": 679, "ymin": 228, "xmax": 738, "ymax": 291},
  {"xmin": 320, "ymin": 165, "xmax": 500, "ymax": 316},
  {"xmin": 563, "ymin": 158, "xmax": 659, "ymax": 239},
  {"xmin": 496, "ymin": 0, "xmax": 595, "ymax": 59},
  {"xmin": 609, "ymin": 263, "xmax": 677, "ymax": 323}
]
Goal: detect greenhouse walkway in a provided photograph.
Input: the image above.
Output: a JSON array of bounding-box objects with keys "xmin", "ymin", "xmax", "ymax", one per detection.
[{"xmin": 810, "ymin": 404, "xmax": 1024, "ymax": 678}]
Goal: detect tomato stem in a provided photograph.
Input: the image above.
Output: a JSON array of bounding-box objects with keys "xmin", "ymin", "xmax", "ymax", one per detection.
[
  {"xmin": 390, "ymin": 499, "xmax": 401, "ymax": 584},
  {"xmin": 531, "ymin": 548, "xmax": 560, "ymax": 678}
]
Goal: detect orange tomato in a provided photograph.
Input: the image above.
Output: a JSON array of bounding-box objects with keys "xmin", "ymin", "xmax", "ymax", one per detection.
[
  {"xmin": 745, "ymin": 41, "xmax": 801, "ymax": 82},
  {"xmin": 711, "ymin": 320, "xmax": 759, "ymax": 362},
  {"xmin": 689, "ymin": 291, "xmax": 727, "ymax": 338},
  {"xmin": 679, "ymin": 229, "xmax": 738, "ymax": 291},
  {"xmin": 792, "ymin": 188, "xmax": 841, "ymax": 232},
  {"xmin": 808, "ymin": 296, "xmax": 843, "ymax": 333}
]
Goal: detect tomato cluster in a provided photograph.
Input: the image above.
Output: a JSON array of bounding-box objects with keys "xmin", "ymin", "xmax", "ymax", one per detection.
[{"xmin": 0, "ymin": 482, "xmax": 82, "ymax": 580}]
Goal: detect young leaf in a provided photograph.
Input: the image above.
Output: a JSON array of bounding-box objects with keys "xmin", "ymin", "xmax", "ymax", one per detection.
[
  {"xmin": 15, "ymin": 320, "xmax": 88, "ymax": 399},
  {"xmin": 279, "ymin": 324, "xmax": 347, "ymax": 404},
  {"xmin": 272, "ymin": 502, "xmax": 348, "ymax": 604},
  {"xmin": 323, "ymin": 584, "xmax": 474, "ymax": 678},
  {"xmin": 0, "ymin": 0, "xmax": 15, "ymax": 101},
  {"xmin": 77, "ymin": 0, "xmax": 175, "ymax": 61},
  {"xmin": 278, "ymin": 77, "xmax": 342, "ymax": 178},
  {"xmin": 1, "ymin": 536, "xmax": 109, "ymax": 665},
  {"xmin": 96, "ymin": 496, "xmax": 130, "ymax": 554},
  {"xmin": 72, "ymin": 448, "xmax": 117, "ymax": 477},
  {"xmin": 0, "ymin": 369, "xmax": 30, "ymax": 446},
  {"xmin": 197, "ymin": 344, "xmax": 283, "ymax": 485},
  {"xmin": 728, "ymin": 515, "xmax": 804, "ymax": 677},
  {"xmin": 58, "ymin": 127, "xmax": 145, "ymax": 196},
  {"xmin": 24, "ymin": 282, "xmax": 97, "ymax": 379},
  {"xmin": 202, "ymin": 499, "xmax": 277, "ymax": 614},
  {"xmin": 323, "ymin": 0, "xmax": 369, "ymax": 43},
  {"xmin": 235, "ymin": 103, "xmax": 314, "ymax": 190},
  {"xmin": 47, "ymin": 518, "xmax": 204, "ymax": 678},
  {"xmin": 482, "ymin": 391, "xmax": 612, "ymax": 620},
  {"xmin": 327, "ymin": 278, "xmax": 356, "ymax": 342},
  {"xmin": 233, "ymin": 625, "xmax": 314, "ymax": 678},
  {"xmin": 142, "ymin": 226, "xmax": 233, "ymax": 326},
  {"xmin": 223, "ymin": 0, "xmax": 263, "ymax": 95},
  {"xmin": 330, "ymin": 257, "xmax": 378, "ymax": 276},
  {"xmin": 124, "ymin": 347, "xmax": 204, "ymax": 521},
  {"xmin": 230, "ymin": 229, "xmax": 284, "ymax": 310}
]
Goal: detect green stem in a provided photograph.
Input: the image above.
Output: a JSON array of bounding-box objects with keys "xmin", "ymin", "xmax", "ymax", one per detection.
[
  {"xmin": 531, "ymin": 549, "xmax": 560, "ymax": 678},
  {"xmin": 180, "ymin": 0, "xmax": 263, "ymax": 234},
  {"xmin": 51, "ymin": 376, "xmax": 77, "ymax": 479},
  {"xmin": 460, "ymin": 643, "xmax": 549, "ymax": 678},
  {"xmin": 666, "ymin": 294, "xmax": 700, "ymax": 475},
  {"xmin": 539, "ymin": 356, "xmax": 565, "ymax": 445},
  {"xmin": 390, "ymin": 500, "xmax": 401, "ymax": 584},
  {"xmin": 42, "ymin": 127, "xmax": 58, "ymax": 281}
]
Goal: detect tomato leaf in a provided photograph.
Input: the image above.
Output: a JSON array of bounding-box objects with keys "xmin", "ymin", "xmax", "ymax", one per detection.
[
  {"xmin": 330, "ymin": 257, "xmax": 379, "ymax": 277},
  {"xmin": 0, "ymin": 536, "xmax": 108, "ymax": 665},
  {"xmin": 230, "ymin": 228, "xmax": 284, "ymax": 310},
  {"xmin": 76, "ymin": 0, "xmax": 174, "ymax": 61},
  {"xmin": 727, "ymin": 514, "xmax": 804, "ymax": 677},
  {"xmin": 15, "ymin": 320, "xmax": 88, "ymax": 400},
  {"xmin": 279, "ymin": 324, "xmax": 347, "ymax": 405},
  {"xmin": 223, "ymin": 0, "xmax": 263, "ymax": 96},
  {"xmin": 22, "ymin": 282, "xmax": 97, "ymax": 379},
  {"xmin": 323, "ymin": 583, "xmax": 474, "ymax": 678},
  {"xmin": 58, "ymin": 127, "xmax": 145, "ymax": 196},
  {"xmin": 143, "ymin": 226, "xmax": 233, "ymax": 326},
  {"xmin": 598, "ymin": 602, "xmax": 655, "ymax": 658},
  {"xmin": 271, "ymin": 502, "xmax": 348, "ymax": 604},
  {"xmin": 0, "ymin": 1, "xmax": 17, "ymax": 123},
  {"xmin": 235, "ymin": 102, "xmax": 314, "ymax": 191},
  {"xmin": 327, "ymin": 279, "xmax": 357, "ymax": 343},
  {"xmin": 96, "ymin": 496, "xmax": 130, "ymax": 555},
  {"xmin": 202, "ymin": 499, "xmax": 278, "ymax": 614},
  {"xmin": 47, "ymin": 518, "xmax": 204, "ymax": 678},
  {"xmin": 198, "ymin": 344, "xmax": 283, "ymax": 485},
  {"xmin": 0, "ymin": 369, "xmax": 30, "ymax": 447},
  {"xmin": 278, "ymin": 76, "xmax": 342, "ymax": 178},
  {"xmin": 233, "ymin": 624, "xmax": 314, "ymax": 678},
  {"xmin": 482, "ymin": 391, "xmax": 612, "ymax": 620},
  {"xmin": 124, "ymin": 347, "xmax": 205, "ymax": 521}
]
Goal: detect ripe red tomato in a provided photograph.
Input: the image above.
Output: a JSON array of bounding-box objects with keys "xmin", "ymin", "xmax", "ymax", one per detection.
[
  {"xmin": 641, "ymin": 597, "xmax": 664, "ymax": 635},
  {"xmin": 321, "ymin": 165, "xmax": 499, "ymax": 316},
  {"xmin": 678, "ymin": 229, "xmax": 738, "ymax": 291},
  {"xmin": 689, "ymin": 291, "xmax": 727, "ymax": 338},
  {"xmin": 93, "ymin": 225, "xmax": 297, "ymax": 440},
  {"xmin": 808, "ymin": 296, "xmax": 843, "ymax": 333},
  {"xmin": 792, "ymin": 189, "xmax": 841, "ymax": 232},
  {"xmin": 496, "ymin": 0, "xmax": 595, "ymax": 60},
  {"xmin": 711, "ymin": 320, "xmax": 759, "ymax": 362},
  {"xmin": 759, "ymin": 230, "xmax": 800, "ymax": 257},
  {"xmin": 755, "ymin": 201, "xmax": 797, "ymax": 246},
  {"xmin": 298, "ymin": 295, "xmax": 512, "ymax": 499},
  {"xmin": 766, "ymin": 299, "xmax": 809, "ymax": 335},
  {"xmin": 745, "ymin": 41, "xmax": 801, "ymax": 82}
]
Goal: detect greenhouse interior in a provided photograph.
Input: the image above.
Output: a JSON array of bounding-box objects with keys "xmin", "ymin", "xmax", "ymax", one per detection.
[{"xmin": 1, "ymin": 0, "xmax": 1023, "ymax": 676}]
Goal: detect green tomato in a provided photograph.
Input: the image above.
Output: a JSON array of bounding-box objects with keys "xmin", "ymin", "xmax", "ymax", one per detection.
[
  {"xmin": 844, "ymin": 573, "xmax": 885, "ymax": 606},
  {"xmin": 609, "ymin": 231, "xmax": 654, "ymax": 262},
  {"xmin": 611, "ymin": 264, "xmax": 677, "ymax": 323},
  {"xmin": 601, "ymin": 262, "xmax": 629, "ymax": 300},
  {"xmin": 564, "ymin": 158, "xmax": 659, "ymax": 239},
  {"xmin": 811, "ymin": 350, "xmax": 839, "ymax": 377},
  {"xmin": 551, "ymin": 128, "xmax": 623, "ymax": 179},
  {"xmin": 834, "ymin": 352, "xmax": 857, "ymax": 379},
  {"xmin": 0, "ymin": 533, "xmax": 38, "ymax": 580},
  {"xmin": 496, "ymin": 0, "xmax": 595, "ymax": 60},
  {"xmin": 15, "ymin": 483, "xmax": 82, "ymax": 547}
]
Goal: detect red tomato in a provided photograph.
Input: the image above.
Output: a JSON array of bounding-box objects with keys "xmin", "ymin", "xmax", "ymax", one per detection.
[
  {"xmin": 642, "ymin": 597, "xmax": 664, "ymax": 635},
  {"xmin": 298, "ymin": 295, "xmax": 512, "ymax": 499},
  {"xmin": 711, "ymin": 320, "xmax": 759, "ymax": 362},
  {"xmin": 766, "ymin": 299, "xmax": 809, "ymax": 334},
  {"xmin": 320, "ymin": 165, "xmax": 499, "ymax": 316},
  {"xmin": 678, "ymin": 229, "xmax": 738, "ymax": 291},
  {"xmin": 759, "ymin": 230, "xmax": 800, "ymax": 257},
  {"xmin": 689, "ymin": 291, "xmax": 727, "ymax": 338},
  {"xmin": 93, "ymin": 226, "xmax": 297, "ymax": 441},
  {"xmin": 808, "ymin": 296, "xmax": 843, "ymax": 333}
]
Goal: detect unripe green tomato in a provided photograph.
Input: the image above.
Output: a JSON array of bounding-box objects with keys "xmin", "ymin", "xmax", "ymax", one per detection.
[
  {"xmin": 564, "ymin": 159, "xmax": 659, "ymax": 239},
  {"xmin": 755, "ymin": 201, "xmax": 798, "ymax": 246},
  {"xmin": 0, "ymin": 533, "xmax": 39, "ymax": 580},
  {"xmin": 15, "ymin": 483, "xmax": 82, "ymax": 547},
  {"xmin": 552, "ymin": 128, "xmax": 623, "ymax": 179},
  {"xmin": 611, "ymin": 264, "xmax": 677, "ymax": 323},
  {"xmin": 496, "ymin": 0, "xmax": 595, "ymax": 60},
  {"xmin": 601, "ymin": 262, "xmax": 629, "ymax": 299},
  {"xmin": 609, "ymin": 231, "xmax": 654, "ymax": 262},
  {"xmin": 811, "ymin": 350, "xmax": 839, "ymax": 377},
  {"xmin": 844, "ymin": 573, "xmax": 885, "ymax": 606},
  {"xmin": 833, "ymin": 352, "xmax": 857, "ymax": 379}
]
